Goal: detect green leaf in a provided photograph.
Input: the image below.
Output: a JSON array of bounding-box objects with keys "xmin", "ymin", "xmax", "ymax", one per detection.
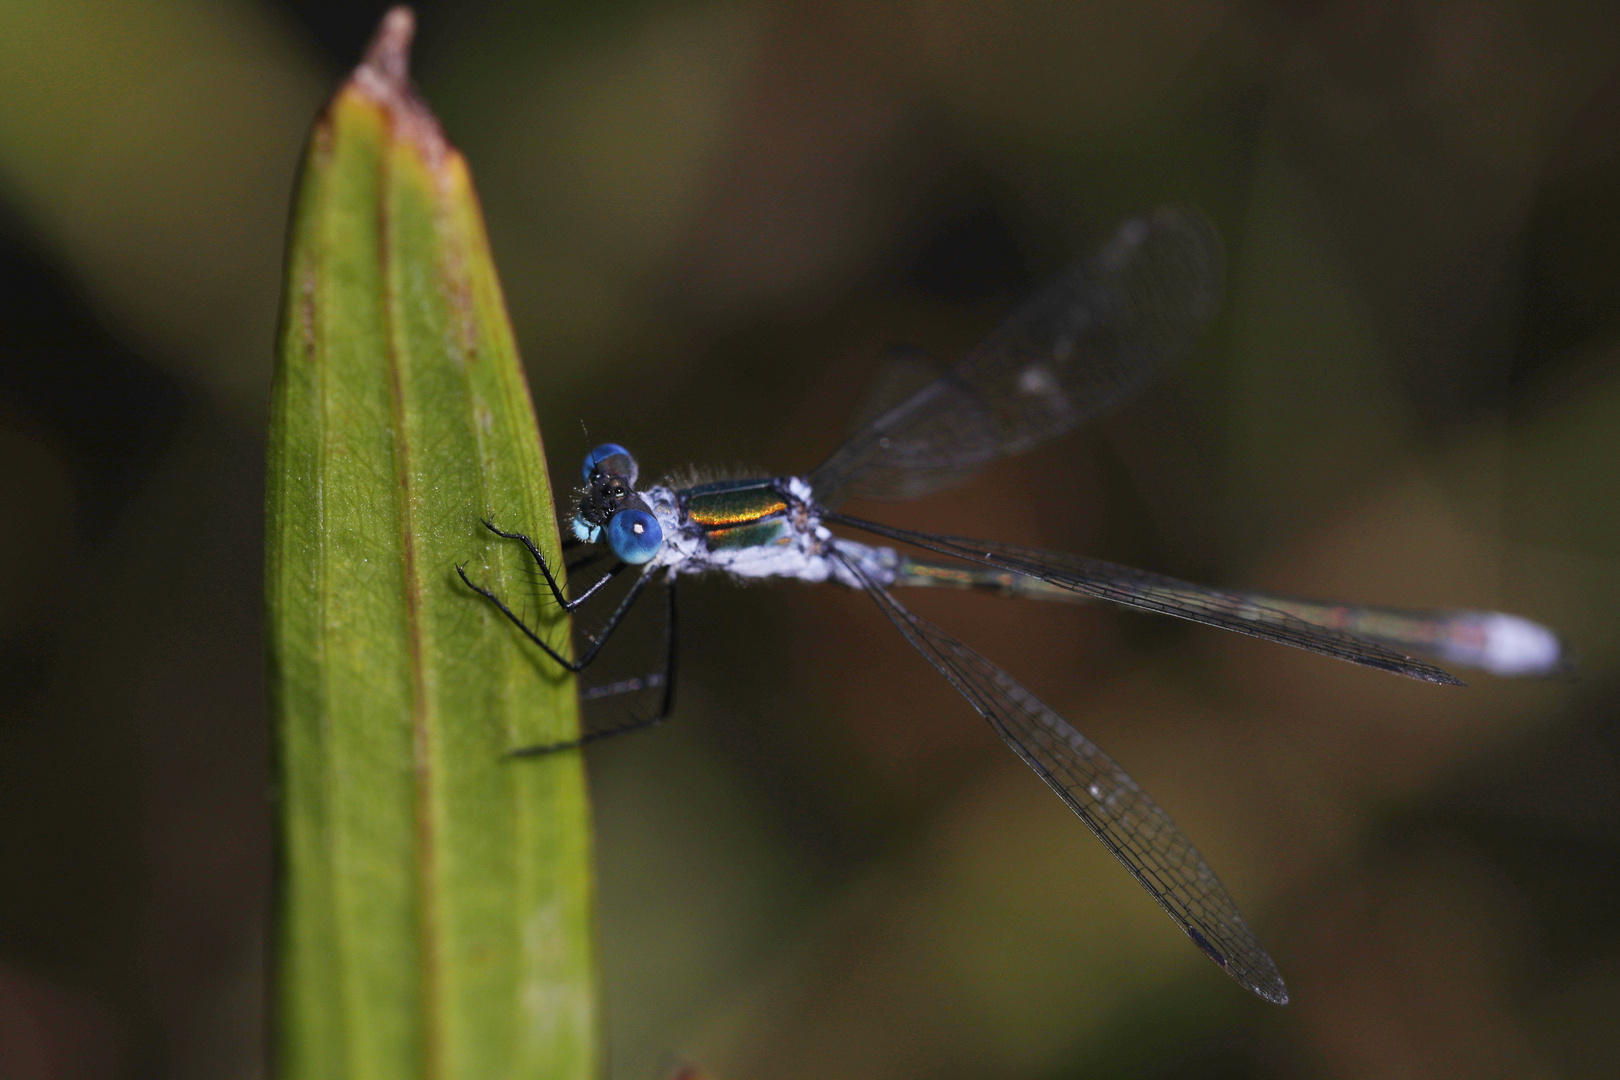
[{"xmin": 265, "ymin": 10, "xmax": 596, "ymax": 1078}]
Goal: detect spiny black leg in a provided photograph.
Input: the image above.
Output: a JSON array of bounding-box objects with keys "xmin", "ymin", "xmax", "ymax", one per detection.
[
  {"xmin": 567, "ymin": 561, "xmax": 627, "ymax": 609},
  {"xmin": 481, "ymin": 519, "xmax": 622, "ymax": 613},
  {"xmin": 570, "ymin": 569, "xmax": 655, "ymax": 668},
  {"xmin": 458, "ymin": 561, "xmax": 655, "ymax": 673},
  {"xmin": 509, "ymin": 576, "xmax": 679, "ymax": 756},
  {"xmin": 659, "ymin": 573, "xmax": 677, "ymax": 719},
  {"xmin": 457, "ymin": 564, "xmax": 576, "ymax": 670},
  {"xmin": 486, "ymin": 518, "xmax": 602, "ymax": 612},
  {"xmin": 512, "ymin": 557, "xmax": 627, "ymax": 615}
]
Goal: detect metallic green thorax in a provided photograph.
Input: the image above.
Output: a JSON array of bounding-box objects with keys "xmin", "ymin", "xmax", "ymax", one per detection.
[{"xmin": 680, "ymin": 479, "xmax": 793, "ymax": 550}]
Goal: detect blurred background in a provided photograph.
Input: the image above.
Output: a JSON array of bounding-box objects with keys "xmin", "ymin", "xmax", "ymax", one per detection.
[{"xmin": 2, "ymin": 1, "xmax": 1619, "ymax": 1077}]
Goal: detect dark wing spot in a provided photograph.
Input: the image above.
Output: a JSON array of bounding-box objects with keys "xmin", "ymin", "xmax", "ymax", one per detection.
[{"xmin": 1187, "ymin": 926, "xmax": 1227, "ymax": 968}]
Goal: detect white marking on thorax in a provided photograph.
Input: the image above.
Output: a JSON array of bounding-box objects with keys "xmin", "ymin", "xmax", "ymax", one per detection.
[{"xmin": 641, "ymin": 478, "xmax": 899, "ymax": 590}]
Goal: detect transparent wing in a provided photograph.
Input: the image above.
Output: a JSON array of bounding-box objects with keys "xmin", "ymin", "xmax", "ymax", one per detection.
[
  {"xmin": 837, "ymin": 550, "xmax": 1288, "ymax": 1003},
  {"xmin": 840, "ymin": 343, "xmax": 943, "ymax": 438},
  {"xmin": 830, "ymin": 513, "xmax": 1465, "ymax": 686},
  {"xmin": 809, "ymin": 207, "xmax": 1223, "ymax": 506}
]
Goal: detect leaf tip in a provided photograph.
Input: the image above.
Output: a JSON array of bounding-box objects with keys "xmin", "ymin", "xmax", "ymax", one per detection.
[
  {"xmin": 360, "ymin": 6, "xmax": 416, "ymax": 88},
  {"xmin": 348, "ymin": 6, "xmax": 448, "ymax": 166}
]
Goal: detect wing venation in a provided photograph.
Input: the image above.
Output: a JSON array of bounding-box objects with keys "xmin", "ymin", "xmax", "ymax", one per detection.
[
  {"xmin": 836, "ymin": 550, "xmax": 1289, "ymax": 1004},
  {"xmin": 809, "ymin": 207, "xmax": 1222, "ymax": 505}
]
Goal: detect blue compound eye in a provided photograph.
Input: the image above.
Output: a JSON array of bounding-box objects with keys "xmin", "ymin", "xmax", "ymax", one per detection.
[
  {"xmin": 606, "ymin": 509, "xmax": 662, "ymax": 564},
  {"xmin": 582, "ymin": 443, "xmax": 637, "ymax": 484}
]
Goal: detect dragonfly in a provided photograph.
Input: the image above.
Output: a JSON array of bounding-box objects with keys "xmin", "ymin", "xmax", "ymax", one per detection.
[{"xmin": 458, "ymin": 207, "xmax": 1566, "ymax": 1004}]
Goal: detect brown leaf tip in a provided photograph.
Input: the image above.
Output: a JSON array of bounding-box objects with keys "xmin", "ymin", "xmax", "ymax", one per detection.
[
  {"xmin": 362, "ymin": 6, "xmax": 415, "ymax": 86},
  {"xmin": 350, "ymin": 6, "xmax": 449, "ymax": 167}
]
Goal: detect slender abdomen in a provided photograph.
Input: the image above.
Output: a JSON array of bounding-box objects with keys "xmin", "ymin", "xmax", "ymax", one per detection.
[{"xmin": 893, "ymin": 556, "xmax": 1565, "ymax": 676}]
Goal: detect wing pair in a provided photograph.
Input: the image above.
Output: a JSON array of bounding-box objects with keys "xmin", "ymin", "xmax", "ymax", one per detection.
[
  {"xmin": 808, "ymin": 206, "xmax": 1222, "ymax": 506},
  {"xmin": 805, "ymin": 207, "xmax": 1565, "ymax": 1001},
  {"xmin": 835, "ymin": 548, "xmax": 1291, "ymax": 1004}
]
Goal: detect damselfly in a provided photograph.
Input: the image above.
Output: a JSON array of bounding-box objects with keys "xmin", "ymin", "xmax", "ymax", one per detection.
[{"xmin": 459, "ymin": 207, "xmax": 1565, "ymax": 1004}]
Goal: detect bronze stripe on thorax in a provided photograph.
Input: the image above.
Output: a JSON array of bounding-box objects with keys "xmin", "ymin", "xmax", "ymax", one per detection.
[{"xmin": 685, "ymin": 487, "xmax": 788, "ymax": 528}]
